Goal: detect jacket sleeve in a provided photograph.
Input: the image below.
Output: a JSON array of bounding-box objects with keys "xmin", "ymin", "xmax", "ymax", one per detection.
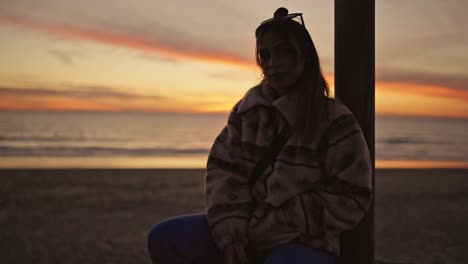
[
  {"xmin": 205, "ymin": 106, "xmax": 255, "ymax": 252},
  {"xmin": 313, "ymin": 113, "xmax": 373, "ymax": 236}
]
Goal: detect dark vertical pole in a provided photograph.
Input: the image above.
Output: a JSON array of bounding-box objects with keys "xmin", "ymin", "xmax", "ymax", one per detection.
[{"xmin": 335, "ymin": 0, "xmax": 375, "ymax": 264}]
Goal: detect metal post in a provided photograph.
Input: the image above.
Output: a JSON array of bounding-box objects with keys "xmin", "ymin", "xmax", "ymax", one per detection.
[{"xmin": 335, "ymin": 0, "xmax": 375, "ymax": 263}]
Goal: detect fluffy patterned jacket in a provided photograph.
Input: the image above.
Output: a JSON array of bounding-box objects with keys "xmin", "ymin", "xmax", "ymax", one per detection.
[{"xmin": 204, "ymin": 82, "xmax": 373, "ymax": 256}]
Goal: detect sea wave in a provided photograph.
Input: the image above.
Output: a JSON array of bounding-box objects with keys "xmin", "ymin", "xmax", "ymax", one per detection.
[
  {"xmin": 0, "ymin": 146, "xmax": 210, "ymax": 157},
  {"xmin": 0, "ymin": 135, "xmax": 131, "ymax": 142},
  {"xmin": 379, "ymin": 136, "xmax": 449, "ymax": 145}
]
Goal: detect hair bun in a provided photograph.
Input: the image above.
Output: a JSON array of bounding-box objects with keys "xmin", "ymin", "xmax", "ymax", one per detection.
[{"xmin": 274, "ymin": 7, "xmax": 288, "ymax": 19}]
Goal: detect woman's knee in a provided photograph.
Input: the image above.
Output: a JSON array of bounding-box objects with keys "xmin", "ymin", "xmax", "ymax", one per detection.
[
  {"xmin": 147, "ymin": 214, "xmax": 206, "ymax": 250},
  {"xmin": 264, "ymin": 243, "xmax": 335, "ymax": 264},
  {"xmin": 147, "ymin": 220, "xmax": 169, "ymax": 251}
]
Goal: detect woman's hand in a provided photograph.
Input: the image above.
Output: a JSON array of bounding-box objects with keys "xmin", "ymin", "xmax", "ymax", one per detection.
[{"xmin": 224, "ymin": 242, "xmax": 248, "ymax": 264}]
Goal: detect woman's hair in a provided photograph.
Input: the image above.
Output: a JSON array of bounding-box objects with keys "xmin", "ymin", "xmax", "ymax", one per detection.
[{"xmin": 255, "ymin": 8, "xmax": 332, "ymax": 143}]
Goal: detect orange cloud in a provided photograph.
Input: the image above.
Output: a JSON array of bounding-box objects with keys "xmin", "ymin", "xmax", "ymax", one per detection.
[
  {"xmin": 2, "ymin": 79, "xmax": 468, "ymax": 118},
  {"xmin": 0, "ymin": 16, "xmax": 256, "ymax": 70},
  {"xmin": 0, "ymin": 94, "xmax": 199, "ymax": 113},
  {"xmin": 376, "ymin": 82, "xmax": 468, "ymax": 118},
  {"xmin": 0, "ymin": 85, "xmax": 198, "ymax": 113},
  {"xmin": 379, "ymin": 82, "xmax": 468, "ymax": 101},
  {"xmin": 0, "ymin": 95, "xmax": 120, "ymax": 112}
]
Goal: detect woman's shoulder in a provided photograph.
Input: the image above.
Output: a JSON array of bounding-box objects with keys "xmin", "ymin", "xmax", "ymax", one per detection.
[
  {"xmin": 233, "ymin": 82, "xmax": 273, "ymax": 114},
  {"xmin": 326, "ymin": 97, "xmax": 354, "ymax": 122},
  {"xmin": 320, "ymin": 97, "xmax": 360, "ymax": 135}
]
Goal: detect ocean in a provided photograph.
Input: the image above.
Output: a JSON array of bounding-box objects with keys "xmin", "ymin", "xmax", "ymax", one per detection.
[{"xmin": 0, "ymin": 111, "xmax": 467, "ymax": 168}]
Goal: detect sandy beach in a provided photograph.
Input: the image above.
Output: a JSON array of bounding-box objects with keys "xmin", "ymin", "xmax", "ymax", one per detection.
[{"xmin": 1, "ymin": 168, "xmax": 467, "ymax": 264}]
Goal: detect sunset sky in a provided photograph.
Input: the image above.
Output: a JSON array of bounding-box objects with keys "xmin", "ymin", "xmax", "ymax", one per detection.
[{"xmin": 1, "ymin": 0, "xmax": 467, "ymax": 118}]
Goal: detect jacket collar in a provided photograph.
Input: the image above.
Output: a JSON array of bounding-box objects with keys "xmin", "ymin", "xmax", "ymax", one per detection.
[{"xmin": 237, "ymin": 82, "xmax": 301, "ymax": 128}]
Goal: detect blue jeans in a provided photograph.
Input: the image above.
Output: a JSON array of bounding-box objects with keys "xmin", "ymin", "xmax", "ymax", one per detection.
[{"xmin": 147, "ymin": 213, "xmax": 335, "ymax": 264}]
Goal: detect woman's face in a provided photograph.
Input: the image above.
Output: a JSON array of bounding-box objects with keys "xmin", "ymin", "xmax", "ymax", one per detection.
[{"xmin": 257, "ymin": 30, "xmax": 305, "ymax": 95}]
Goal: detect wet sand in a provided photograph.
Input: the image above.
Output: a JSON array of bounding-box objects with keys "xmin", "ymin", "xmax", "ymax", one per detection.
[{"xmin": 0, "ymin": 169, "xmax": 467, "ymax": 264}]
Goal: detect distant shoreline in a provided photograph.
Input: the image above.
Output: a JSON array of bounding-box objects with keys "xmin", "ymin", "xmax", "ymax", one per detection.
[
  {"xmin": 1, "ymin": 163, "xmax": 468, "ymax": 170},
  {"xmin": 1, "ymin": 156, "xmax": 468, "ymax": 170},
  {"xmin": 1, "ymin": 167, "xmax": 468, "ymax": 176}
]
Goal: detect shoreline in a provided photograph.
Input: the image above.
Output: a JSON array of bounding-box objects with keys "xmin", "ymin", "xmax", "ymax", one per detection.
[
  {"xmin": 1, "ymin": 167, "xmax": 468, "ymax": 175},
  {"xmin": 1, "ymin": 157, "xmax": 468, "ymax": 169}
]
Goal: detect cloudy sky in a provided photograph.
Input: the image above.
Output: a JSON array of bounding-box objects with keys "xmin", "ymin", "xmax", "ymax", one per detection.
[{"xmin": 0, "ymin": 0, "xmax": 467, "ymax": 118}]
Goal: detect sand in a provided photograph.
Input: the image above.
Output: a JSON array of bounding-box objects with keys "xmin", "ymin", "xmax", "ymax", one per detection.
[{"xmin": 0, "ymin": 168, "xmax": 467, "ymax": 264}]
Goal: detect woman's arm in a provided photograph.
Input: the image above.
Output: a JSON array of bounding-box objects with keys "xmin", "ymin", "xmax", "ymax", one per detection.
[
  {"xmin": 246, "ymin": 112, "xmax": 372, "ymax": 255},
  {"xmin": 205, "ymin": 105, "xmax": 254, "ymax": 252},
  {"xmin": 310, "ymin": 113, "xmax": 373, "ymax": 236}
]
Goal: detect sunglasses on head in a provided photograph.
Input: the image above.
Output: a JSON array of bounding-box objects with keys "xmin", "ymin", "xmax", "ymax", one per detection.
[{"xmin": 259, "ymin": 13, "xmax": 306, "ymax": 28}]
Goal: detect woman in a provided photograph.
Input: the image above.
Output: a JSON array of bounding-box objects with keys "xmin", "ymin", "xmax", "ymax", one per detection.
[{"xmin": 147, "ymin": 7, "xmax": 372, "ymax": 264}]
